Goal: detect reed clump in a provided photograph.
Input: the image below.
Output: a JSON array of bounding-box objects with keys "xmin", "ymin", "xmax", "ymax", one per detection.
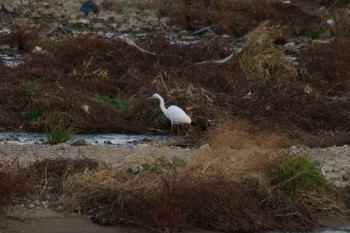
[{"xmin": 241, "ymin": 21, "xmax": 297, "ymax": 80}]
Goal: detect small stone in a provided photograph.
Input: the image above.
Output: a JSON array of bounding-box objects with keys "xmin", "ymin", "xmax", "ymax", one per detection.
[
  {"xmin": 3, "ymin": 4, "xmax": 14, "ymax": 13},
  {"xmin": 32, "ymin": 14, "xmax": 41, "ymax": 19},
  {"xmin": 199, "ymin": 144, "xmax": 210, "ymax": 150},
  {"xmin": 92, "ymin": 23, "xmax": 105, "ymax": 29},
  {"xmin": 342, "ymin": 172, "xmax": 350, "ymax": 181},
  {"xmin": 108, "ymin": 23, "xmax": 118, "ymax": 29},
  {"xmin": 179, "ymin": 35, "xmax": 196, "ymax": 41},
  {"xmin": 42, "ymin": 2, "xmax": 50, "ymax": 7},
  {"xmin": 0, "ymin": 135, "xmax": 20, "ymax": 142},
  {"xmin": 71, "ymin": 139, "xmax": 89, "ymax": 146},
  {"xmin": 140, "ymin": 25, "xmax": 153, "ymax": 31},
  {"xmin": 136, "ymin": 143, "xmax": 149, "ymax": 149},
  {"xmin": 51, "ymin": 13, "xmax": 61, "ymax": 19},
  {"xmin": 13, "ymin": 18, "xmax": 35, "ymax": 28},
  {"xmin": 69, "ymin": 13, "xmax": 78, "ymax": 19},
  {"xmin": 0, "ymin": 44, "xmax": 10, "ymax": 50},
  {"xmin": 22, "ymin": 0, "xmax": 29, "ymax": 5},
  {"xmin": 104, "ymin": 140, "xmax": 112, "ymax": 145},
  {"xmin": 32, "ymin": 46, "xmax": 43, "ymax": 53}
]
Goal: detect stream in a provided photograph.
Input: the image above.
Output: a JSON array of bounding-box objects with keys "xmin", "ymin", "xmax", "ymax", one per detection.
[
  {"xmin": 0, "ymin": 24, "xmax": 300, "ymax": 68},
  {"xmin": 0, "ymin": 132, "xmax": 169, "ymax": 146}
]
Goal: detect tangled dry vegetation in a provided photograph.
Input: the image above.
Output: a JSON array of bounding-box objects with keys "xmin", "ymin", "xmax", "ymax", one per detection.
[
  {"xmin": 157, "ymin": 0, "xmax": 321, "ymax": 37},
  {"xmin": 1, "ymin": 20, "xmax": 350, "ymax": 146}
]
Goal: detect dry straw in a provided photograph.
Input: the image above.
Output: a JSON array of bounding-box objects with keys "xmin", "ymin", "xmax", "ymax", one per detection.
[{"xmin": 241, "ymin": 21, "xmax": 297, "ymax": 80}]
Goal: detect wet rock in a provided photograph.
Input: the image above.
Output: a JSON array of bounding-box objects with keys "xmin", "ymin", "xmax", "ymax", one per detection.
[
  {"xmin": 92, "ymin": 22, "xmax": 105, "ymax": 29},
  {"xmin": 118, "ymin": 24, "xmax": 130, "ymax": 32},
  {"xmin": 136, "ymin": 143, "xmax": 149, "ymax": 149},
  {"xmin": 342, "ymin": 172, "xmax": 350, "ymax": 181},
  {"xmin": 101, "ymin": 0, "xmax": 119, "ymax": 11},
  {"xmin": 0, "ymin": 135, "xmax": 20, "ymax": 142},
  {"xmin": 199, "ymin": 144, "xmax": 210, "ymax": 150},
  {"xmin": 108, "ymin": 23, "xmax": 118, "ymax": 29},
  {"xmin": 104, "ymin": 140, "xmax": 112, "ymax": 145},
  {"xmin": 2, "ymin": 4, "xmax": 15, "ymax": 13},
  {"xmin": 140, "ymin": 137, "xmax": 155, "ymax": 143},
  {"xmin": 96, "ymin": 13, "xmax": 111, "ymax": 22},
  {"xmin": 36, "ymin": 7, "xmax": 45, "ymax": 14},
  {"xmin": 51, "ymin": 13, "xmax": 61, "ymax": 19},
  {"xmin": 13, "ymin": 18, "xmax": 35, "ymax": 28},
  {"xmin": 312, "ymin": 39, "xmax": 334, "ymax": 44},
  {"xmin": 32, "ymin": 46, "xmax": 43, "ymax": 53},
  {"xmin": 284, "ymin": 42, "xmax": 298, "ymax": 53},
  {"xmin": 41, "ymin": 2, "xmax": 50, "ymax": 8},
  {"xmin": 0, "ymin": 44, "xmax": 11, "ymax": 50},
  {"xmin": 140, "ymin": 25, "xmax": 153, "ymax": 31},
  {"xmin": 31, "ymin": 13, "xmax": 42, "ymax": 19},
  {"xmin": 70, "ymin": 19, "xmax": 90, "ymax": 25},
  {"xmin": 21, "ymin": 0, "xmax": 29, "ymax": 6},
  {"xmin": 59, "ymin": 144, "xmax": 68, "ymax": 150},
  {"xmin": 80, "ymin": 0, "xmax": 100, "ymax": 15},
  {"xmin": 71, "ymin": 139, "xmax": 89, "ymax": 146},
  {"xmin": 319, "ymin": 6, "xmax": 326, "ymax": 11}
]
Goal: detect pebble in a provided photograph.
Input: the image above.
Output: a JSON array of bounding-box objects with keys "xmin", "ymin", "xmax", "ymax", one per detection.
[
  {"xmin": 0, "ymin": 135, "xmax": 20, "ymax": 142},
  {"xmin": 71, "ymin": 139, "xmax": 89, "ymax": 146}
]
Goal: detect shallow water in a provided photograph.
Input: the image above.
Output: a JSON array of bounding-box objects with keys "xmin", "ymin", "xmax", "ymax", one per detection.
[
  {"xmin": 0, "ymin": 132, "xmax": 169, "ymax": 146},
  {"xmin": 0, "ymin": 44, "xmax": 23, "ymax": 67}
]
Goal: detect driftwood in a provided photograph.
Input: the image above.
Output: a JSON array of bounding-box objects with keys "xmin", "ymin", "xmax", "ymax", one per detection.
[
  {"xmin": 118, "ymin": 36, "xmax": 156, "ymax": 56},
  {"xmin": 195, "ymin": 52, "xmax": 237, "ymax": 65}
]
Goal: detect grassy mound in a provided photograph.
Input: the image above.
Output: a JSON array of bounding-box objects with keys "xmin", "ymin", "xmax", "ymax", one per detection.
[
  {"xmin": 0, "ymin": 126, "xmax": 348, "ymax": 231},
  {"xmin": 57, "ymin": 148, "xmax": 347, "ymax": 232}
]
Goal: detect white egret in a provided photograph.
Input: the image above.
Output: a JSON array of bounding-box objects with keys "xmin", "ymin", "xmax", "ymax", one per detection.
[{"xmin": 148, "ymin": 93, "xmax": 191, "ymax": 132}]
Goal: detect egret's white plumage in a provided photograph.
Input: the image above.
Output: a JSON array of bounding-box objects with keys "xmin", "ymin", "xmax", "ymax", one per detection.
[{"xmin": 148, "ymin": 93, "xmax": 191, "ymax": 128}]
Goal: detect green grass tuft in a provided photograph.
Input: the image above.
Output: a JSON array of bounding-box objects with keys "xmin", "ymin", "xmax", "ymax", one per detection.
[
  {"xmin": 44, "ymin": 118, "xmax": 75, "ymax": 145},
  {"xmin": 21, "ymin": 82, "xmax": 43, "ymax": 92},
  {"xmin": 20, "ymin": 104, "xmax": 46, "ymax": 120},
  {"xmin": 92, "ymin": 94, "xmax": 132, "ymax": 111},
  {"xmin": 127, "ymin": 156, "xmax": 186, "ymax": 176},
  {"xmin": 265, "ymin": 154, "xmax": 330, "ymax": 199}
]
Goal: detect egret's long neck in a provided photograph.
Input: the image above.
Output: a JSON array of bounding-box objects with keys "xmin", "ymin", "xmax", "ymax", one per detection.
[{"xmin": 158, "ymin": 96, "xmax": 167, "ymax": 115}]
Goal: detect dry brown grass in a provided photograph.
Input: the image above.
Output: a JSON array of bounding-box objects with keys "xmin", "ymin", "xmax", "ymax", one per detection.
[
  {"xmin": 0, "ymin": 158, "xmax": 99, "ymax": 209},
  {"xmin": 206, "ymin": 120, "xmax": 293, "ymax": 149},
  {"xmin": 241, "ymin": 21, "xmax": 297, "ymax": 80},
  {"xmin": 59, "ymin": 145, "xmax": 326, "ymax": 232}
]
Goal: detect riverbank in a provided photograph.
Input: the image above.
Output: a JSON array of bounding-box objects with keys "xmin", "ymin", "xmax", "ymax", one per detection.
[
  {"xmin": 0, "ymin": 142, "xmax": 349, "ymax": 232},
  {"xmin": 0, "ymin": 143, "xmax": 349, "ymax": 187}
]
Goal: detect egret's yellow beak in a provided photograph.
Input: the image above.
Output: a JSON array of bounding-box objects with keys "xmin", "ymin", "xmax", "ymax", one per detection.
[{"xmin": 146, "ymin": 96, "xmax": 154, "ymax": 100}]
